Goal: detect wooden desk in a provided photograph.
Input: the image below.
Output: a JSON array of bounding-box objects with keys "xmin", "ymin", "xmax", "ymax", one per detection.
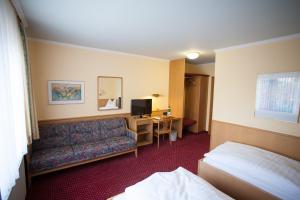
[{"xmin": 152, "ymin": 116, "xmax": 183, "ymax": 138}]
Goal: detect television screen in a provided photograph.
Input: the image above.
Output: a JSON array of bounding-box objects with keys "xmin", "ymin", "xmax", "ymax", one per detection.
[{"xmin": 131, "ymin": 99, "xmax": 152, "ymax": 116}]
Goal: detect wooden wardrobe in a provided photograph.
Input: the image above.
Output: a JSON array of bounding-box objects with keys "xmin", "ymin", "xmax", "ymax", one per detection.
[
  {"xmin": 184, "ymin": 74, "xmax": 209, "ymax": 133},
  {"xmin": 169, "ymin": 58, "xmax": 209, "ymax": 134}
]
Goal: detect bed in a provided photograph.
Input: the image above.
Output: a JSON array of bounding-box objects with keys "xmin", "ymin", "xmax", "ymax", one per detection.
[
  {"xmin": 108, "ymin": 167, "xmax": 233, "ymax": 200},
  {"xmin": 198, "ymin": 120, "xmax": 300, "ymax": 200}
]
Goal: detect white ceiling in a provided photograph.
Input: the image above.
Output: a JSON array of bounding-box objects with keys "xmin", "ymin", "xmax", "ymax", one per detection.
[{"xmin": 20, "ymin": 0, "xmax": 300, "ymax": 64}]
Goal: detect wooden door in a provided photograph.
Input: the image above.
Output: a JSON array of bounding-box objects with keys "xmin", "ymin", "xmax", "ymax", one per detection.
[
  {"xmin": 169, "ymin": 59, "xmax": 185, "ymax": 118},
  {"xmin": 208, "ymin": 77, "xmax": 215, "ymax": 135},
  {"xmin": 184, "ymin": 76, "xmax": 201, "ymax": 133},
  {"xmin": 198, "ymin": 76, "xmax": 209, "ymax": 132}
]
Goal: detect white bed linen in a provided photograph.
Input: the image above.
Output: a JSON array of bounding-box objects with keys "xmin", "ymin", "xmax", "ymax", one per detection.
[
  {"xmin": 203, "ymin": 141, "xmax": 300, "ymax": 200},
  {"xmin": 113, "ymin": 167, "xmax": 232, "ymax": 200}
]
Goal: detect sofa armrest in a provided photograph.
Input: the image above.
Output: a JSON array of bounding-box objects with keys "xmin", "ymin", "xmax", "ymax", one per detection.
[{"xmin": 126, "ymin": 129, "xmax": 138, "ymax": 142}]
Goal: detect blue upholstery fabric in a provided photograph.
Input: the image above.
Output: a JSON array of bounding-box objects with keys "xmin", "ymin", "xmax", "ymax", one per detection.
[
  {"xmin": 100, "ymin": 118, "xmax": 127, "ymax": 138},
  {"xmin": 33, "ymin": 123, "xmax": 71, "ymax": 150},
  {"xmin": 72, "ymin": 140, "xmax": 110, "ymax": 161},
  {"xmin": 30, "ymin": 118, "xmax": 136, "ymax": 174},
  {"xmin": 69, "ymin": 120, "xmax": 101, "ymax": 145},
  {"xmin": 105, "ymin": 136, "xmax": 136, "ymax": 153},
  {"xmin": 31, "ymin": 146, "xmax": 75, "ymax": 172}
]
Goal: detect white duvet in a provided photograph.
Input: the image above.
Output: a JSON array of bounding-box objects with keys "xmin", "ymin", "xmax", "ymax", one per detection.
[
  {"xmin": 113, "ymin": 167, "xmax": 233, "ymax": 200},
  {"xmin": 203, "ymin": 141, "xmax": 300, "ymax": 200}
]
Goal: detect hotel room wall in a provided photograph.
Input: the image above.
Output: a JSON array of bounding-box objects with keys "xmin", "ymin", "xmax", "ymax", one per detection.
[
  {"xmin": 213, "ymin": 36, "xmax": 300, "ymax": 137},
  {"xmin": 28, "ymin": 39, "xmax": 169, "ymax": 120},
  {"xmin": 185, "ymin": 63, "xmax": 215, "ymax": 131}
]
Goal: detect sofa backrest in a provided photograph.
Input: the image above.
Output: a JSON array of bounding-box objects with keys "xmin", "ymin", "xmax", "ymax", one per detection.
[
  {"xmin": 33, "ymin": 123, "xmax": 71, "ymax": 150},
  {"xmin": 100, "ymin": 118, "xmax": 127, "ymax": 139},
  {"xmin": 69, "ymin": 120, "xmax": 101, "ymax": 145}
]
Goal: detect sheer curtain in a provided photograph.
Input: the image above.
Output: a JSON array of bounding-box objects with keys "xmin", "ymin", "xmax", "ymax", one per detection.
[
  {"xmin": 19, "ymin": 19, "xmax": 40, "ymax": 143},
  {"xmin": 0, "ymin": 0, "xmax": 28, "ymax": 199},
  {"xmin": 255, "ymin": 71, "xmax": 300, "ymax": 122}
]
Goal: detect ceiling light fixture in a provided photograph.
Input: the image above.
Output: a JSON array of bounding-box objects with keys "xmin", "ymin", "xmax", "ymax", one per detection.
[{"xmin": 186, "ymin": 52, "xmax": 200, "ymax": 60}]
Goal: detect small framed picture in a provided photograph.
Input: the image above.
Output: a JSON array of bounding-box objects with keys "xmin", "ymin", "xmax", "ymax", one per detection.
[{"xmin": 48, "ymin": 80, "xmax": 84, "ymax": 104}]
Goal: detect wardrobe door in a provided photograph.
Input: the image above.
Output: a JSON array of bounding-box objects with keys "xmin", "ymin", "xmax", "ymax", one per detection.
[
  {"xmin": 169, "ymin": 59, "xmax": 185, "ymax": 118},
  {"xmin": 184, "ymin": 77, "xmax": 201, "ymax": 133},
  {"xmin": 198, "ymin": 76, "xmax": 209, "ymax": 132}
]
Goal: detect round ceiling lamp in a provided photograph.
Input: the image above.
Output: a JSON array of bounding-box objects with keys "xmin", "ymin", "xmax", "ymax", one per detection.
[{"xmin": 186, "ymin": 52, "xmax": 200, "ymax": 60}]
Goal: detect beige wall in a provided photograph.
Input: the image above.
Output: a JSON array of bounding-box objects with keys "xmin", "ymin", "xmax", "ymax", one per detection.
[
  {"xmin": 185, "ymin": 63, "xmax": 215, "ymax": 131},
  {"xmin": 28, "ymin": 39, "xmax": 169, "ymax": 120},
  {"xmin": 185, "ymin": 63, "xmax": 215, "ymax": 75},
  {"xmin": 214, "ymin": 37, "xmax": 300, "ymax": 137}
]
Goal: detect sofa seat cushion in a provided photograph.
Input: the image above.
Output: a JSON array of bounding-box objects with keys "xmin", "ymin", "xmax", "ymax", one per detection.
[
  {"xmin": 105, "ymin": 136, "xmax": 136, "ymax": 153},
  {"xmin": 31, "ymin": 146, "xmax": 75, "ymax": 173},
  {"xmin": 72, "ymin": 140, "xmax": 111, "ymax": 161},
  {"xmin": 72, "ymin": 136, "xmax": 135, "ymax": 162}
]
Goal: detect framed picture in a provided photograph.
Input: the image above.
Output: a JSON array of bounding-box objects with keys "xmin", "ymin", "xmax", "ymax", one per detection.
[
  {"xmin": 48, "ymin": 80, "xmax": 84, "ymax": 104},
  {"xmin": 255, "ymin": 71, "xmax": 300, "ymax": 123}
]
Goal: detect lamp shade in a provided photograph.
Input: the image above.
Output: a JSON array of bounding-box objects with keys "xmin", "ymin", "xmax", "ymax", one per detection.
[{"xmin": 186, "ymin": 52, "xmax": 199, "ymax": 60}]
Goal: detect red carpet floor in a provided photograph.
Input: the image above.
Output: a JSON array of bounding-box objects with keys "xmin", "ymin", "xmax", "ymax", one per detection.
[{"xmin": 26, "ymin": 132, "xmax": 210, "ymax": 200}]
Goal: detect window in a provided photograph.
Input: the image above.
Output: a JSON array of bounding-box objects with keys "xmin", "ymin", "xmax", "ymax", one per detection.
[{"xmin": 255, "ymin": 71, "xmax": 300, "ymax": 123}]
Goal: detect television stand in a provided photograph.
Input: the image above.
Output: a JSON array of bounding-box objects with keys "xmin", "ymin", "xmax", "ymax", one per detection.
[{"xmin": 128, "ymin": 117, "xmax": 153, "ymax": 147}]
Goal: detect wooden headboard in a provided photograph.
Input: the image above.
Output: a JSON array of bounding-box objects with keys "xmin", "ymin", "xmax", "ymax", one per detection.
[
  {"xmin": 98, "ymin": 99, "xmax": 109, "ymax": 107},
  {"xmin": 210, "ymin": 120, "xmax": 300, "ymax": 161}
]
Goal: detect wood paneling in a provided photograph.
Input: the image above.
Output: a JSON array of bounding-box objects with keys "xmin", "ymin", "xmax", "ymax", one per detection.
[
  {"xmin": 208, "ymin": 77, "xmax": 214, "ymax": 135},
  {"xmin": 169, "ymin": 59, "xmax": 185, "ymax": 118},
  {"xmin": 198, "ymin": 160, "xmax": 279, "ymax": 200},
  {"xmin": 151, "ymin": 109, "xmax": 168, "ymax": 117},
  {"xmin": 38, "ymin": 113, "xmax": 131, "ymax": 125},
  {"xmin": 210, "ymin": 120, "xmax": 300, "ymax": 161}
]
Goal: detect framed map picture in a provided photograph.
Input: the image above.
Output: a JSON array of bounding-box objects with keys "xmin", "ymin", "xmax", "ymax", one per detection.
[{"xmin": 48, "ymin": 80, "xmax": 84, "ymax": 104}]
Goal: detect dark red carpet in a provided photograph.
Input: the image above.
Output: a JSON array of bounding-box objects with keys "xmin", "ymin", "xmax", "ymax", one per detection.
[{"xmin": 26, "ymin": 132, "xmax": 210, "ymax": 200}]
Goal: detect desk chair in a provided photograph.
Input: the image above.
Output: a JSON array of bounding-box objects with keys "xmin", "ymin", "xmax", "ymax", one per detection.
[{"xmin": 153, "ymin": 117, "xmax": 173, "ymax": 148}]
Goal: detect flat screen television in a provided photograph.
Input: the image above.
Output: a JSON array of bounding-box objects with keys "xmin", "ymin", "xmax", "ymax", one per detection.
[{"xmin": 131, "ymin": 99, "xmax": 152, "ymax": 116}]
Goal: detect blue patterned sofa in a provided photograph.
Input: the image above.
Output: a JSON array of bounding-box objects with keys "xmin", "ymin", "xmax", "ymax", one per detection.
[{"xmin": 30, "ymin": 117, "xmax": 137, "ymax": 176}]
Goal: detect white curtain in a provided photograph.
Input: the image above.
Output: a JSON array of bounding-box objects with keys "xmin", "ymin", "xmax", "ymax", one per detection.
[
  {"xmin": 19, "ymin": 19, "xmax": 40, "ymax": 143},
  {"xmin": 0, "ymin": 0, "xmax": 28, "ymax": 199},
  {"xmin": 255, "ymin": 71, "xmax": 300, "ymax": 122}
]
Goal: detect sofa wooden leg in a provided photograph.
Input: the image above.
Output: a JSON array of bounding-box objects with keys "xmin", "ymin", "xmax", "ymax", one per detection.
[{"xmin": 135, "ymin": 149, "xmax": 138, "ymax": 158}]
